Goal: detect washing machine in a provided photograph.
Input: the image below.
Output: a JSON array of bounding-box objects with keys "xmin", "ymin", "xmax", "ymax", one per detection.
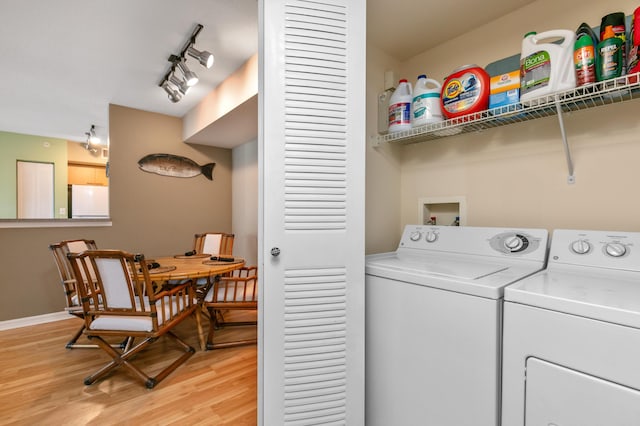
[
  {"xmin": 502, "ymin": 229, "xmax": 640, "ymax": 425},
  {"xmin": 365, "ymin": 225, "xmax": 549, "ymax": 426}
]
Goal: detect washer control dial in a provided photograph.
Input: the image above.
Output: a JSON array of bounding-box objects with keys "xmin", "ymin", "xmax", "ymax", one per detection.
[
  {"xmin": 409, "ymin": 231, "xmax": 422, "ymax": 242},
  {"xmin": 604, "ymin": 242, "xmax": 627, "ymax": 257},
  {"xmin": 570, "ymin": 239, "xmax": 591, "ymax": 255},
  {"xmin": 504, "ymin": 234, "xmax": 529, "ymax": 253},
  {"xmin": 425, "ymin": 231, "xmax": 438, "ymax": 243}
]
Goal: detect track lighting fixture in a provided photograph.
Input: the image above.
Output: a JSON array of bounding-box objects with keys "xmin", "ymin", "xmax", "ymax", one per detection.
[
  {"xmin": 158, "ymin": 23, "xmax": 213, "ymax": 103},
  {"xmin": 187, "ymin": 46, "xmax": 214, "ymax": 68},
  {"xmin": 161, "ymin": 80, "xmax": 183, "ymax": 103},
  {"xmin": 169, "ymin": 74, "xmax": 191, "ymax": 95},
  {"xmin": 176, "ymin": 59, "xmax": 198, "ymax": 86},
  {"xmin": 84, "ymin": 125, "xmax": 100, "ymax": 152}
]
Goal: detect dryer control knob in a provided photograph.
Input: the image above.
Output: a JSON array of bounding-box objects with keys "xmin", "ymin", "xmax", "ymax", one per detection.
[
  {"xmin": 605, "ymin": 242, "xmax": 627, "ymax": 257},
  {"xmin": 425, "ymin": 231, "xmax": 438, "ymax": 243},
  {"xmin": 504, "ymin": 235, "xmax": 525, "ymax": 252},
  {"xmin": 571, "ymin": 239, "xmax": 591, "ymax": 255},
  {"xmin": 409, "ymin": 231, "xmax": 422, "ymax": 241}
]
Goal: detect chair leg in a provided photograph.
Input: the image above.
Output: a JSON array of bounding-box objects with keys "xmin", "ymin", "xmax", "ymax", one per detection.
[
  {"xmin": 194, "ymin": 308, "xmax": 205, "ymax": 351},
  {"xmin": 65, "ymin": 323, "xmax": 87, "ymax": 349},
  {"xmin": 84, "ymin": 333, "xmax": 195, "ymax": 389},
  {"xmin": 206, "ymin": 308, "xmax": 257, "ymax": 350},
  {"xmin": 65, "ymin": 324, "xmax": 130, "ymax": 350}
]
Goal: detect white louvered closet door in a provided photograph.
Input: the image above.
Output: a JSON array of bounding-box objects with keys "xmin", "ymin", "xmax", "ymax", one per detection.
[{"xmin": 259, "ymin": 0, "xmax": 366, "ymax": 425}]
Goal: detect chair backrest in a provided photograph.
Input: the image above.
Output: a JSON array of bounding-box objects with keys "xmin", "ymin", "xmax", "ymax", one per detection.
[
  {"xmin": 49, "ymin": 239, "xmax": 97, "ymax": 309},
  {"xmin": 67, "ymin": 250, "xmax": 195, "ymax": 333},
  {"xmin": 209, "ymin": 266, "xmax": 258, "ymax": 306},
  {"xmin": 194, "ymin": 232, "xmax": 234, "ymax": 256}
]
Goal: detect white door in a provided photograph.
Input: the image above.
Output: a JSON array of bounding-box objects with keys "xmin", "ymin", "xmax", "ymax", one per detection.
[
  {"xmin": 259, "ymin": 0, "xmax": 366, "ymax": 424},
  {"xmin": 17, "ymin": 160, "xmax": 54, "ymax": 219}
]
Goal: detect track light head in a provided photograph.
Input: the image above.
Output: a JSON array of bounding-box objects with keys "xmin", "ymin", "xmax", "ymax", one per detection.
[
  {"xmin": 169, "ymin": 74, "xmax": 190, "ymax": 96},
  {"xmin": 84, "ymin": 125, "xmax": 100, "ymax": 152},
  {"xmin": 176, "ymin": 59, "xmax": 198, "ymax": 86},
  {"xmin": 188, "ymin": 46, "xmax": 214, "ymax": 68},
  {"xmin": 161, "ymin": 80, "xmax": 183, "ymax": 103}
]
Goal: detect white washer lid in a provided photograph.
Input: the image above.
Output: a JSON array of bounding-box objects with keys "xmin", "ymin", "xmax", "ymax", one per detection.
[
  {"xmin": 367, "ymin": 252, "xmax": 507, "ymax": 280},
  {"xmin": 506, "ymin": 266, "xmax": 640, "ymax": 329},
  {"xmin": 366, "ymin": 251, "xmax": 545, "ymax": 299}
]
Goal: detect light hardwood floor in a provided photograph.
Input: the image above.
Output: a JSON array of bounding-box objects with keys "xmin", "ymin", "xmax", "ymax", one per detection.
[{"xmin": 0, "ymin": 313, "xmax": 257, "ymax": 425}]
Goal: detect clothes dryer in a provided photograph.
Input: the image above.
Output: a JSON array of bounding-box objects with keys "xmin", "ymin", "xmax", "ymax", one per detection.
[
  {"xmin": 502, "ymin": 229, "xmax": 640, "ymax": 425},
  {"xmin": 366, "ymin": 225, "xmax": 548, "ymax": 426}
]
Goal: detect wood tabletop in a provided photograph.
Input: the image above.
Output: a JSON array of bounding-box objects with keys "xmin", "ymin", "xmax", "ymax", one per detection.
[{"xmin": 143, "ymin": 255, "xmax": 245, "ymax": 281}]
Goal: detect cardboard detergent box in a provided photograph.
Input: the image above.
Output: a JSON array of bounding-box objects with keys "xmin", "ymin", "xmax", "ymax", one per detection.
[
  {"xmin": 489, "ymin": 70, "xmax": 520, "ymax": 109},
  {"xmin": 486, "ymin": 54, "xmax": 521, "ymax": 109}
]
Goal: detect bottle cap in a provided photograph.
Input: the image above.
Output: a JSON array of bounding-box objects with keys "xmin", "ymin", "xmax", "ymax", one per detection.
[{"xmin": 602, "ymin": 25, "xmax": 616, "ymax": 40}]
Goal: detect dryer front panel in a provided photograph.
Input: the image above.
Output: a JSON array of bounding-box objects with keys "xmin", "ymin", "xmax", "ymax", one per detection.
[{"xmin": 525, "ymin": 357, "xmax": 640, "ymax": 425}]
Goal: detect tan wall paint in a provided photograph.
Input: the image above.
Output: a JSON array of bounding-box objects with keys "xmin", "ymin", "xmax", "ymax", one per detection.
[
  {"xmin": 0, "ymin": 105, "xmax": 232, "ymax": 321},
  {"xmin": 183, "ymin": 54, "xmax": 258, "ymax": 141},
  {"xmin": 366, "ymin": 0, "xmax": 640, "ymax": 250},
  {"xmin": 232, "ymin": 139, "xmax": 258, "ymax": 266},
  {"xmin": 365, "ymin": 44, "xmax": 404, "ymax": 254}
]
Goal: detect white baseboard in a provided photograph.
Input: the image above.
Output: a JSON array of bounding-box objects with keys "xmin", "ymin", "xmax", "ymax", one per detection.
[{"xmin": 0, "ymin": 311, "xmax": 69, "ymax": 331}]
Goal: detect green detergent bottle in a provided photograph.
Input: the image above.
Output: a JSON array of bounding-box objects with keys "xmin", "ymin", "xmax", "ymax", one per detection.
[{"xmin": 574, "ymin": 23, "xmax": 597, "ymax": 86}]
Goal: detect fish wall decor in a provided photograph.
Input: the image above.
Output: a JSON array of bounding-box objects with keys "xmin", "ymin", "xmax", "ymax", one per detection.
[{"xmin": 138, "ymin": 153, "xmax": 215, "ymax": 180}]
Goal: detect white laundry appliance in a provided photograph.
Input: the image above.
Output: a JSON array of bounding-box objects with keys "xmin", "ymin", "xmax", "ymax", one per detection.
[
  {"xmin": 502, "ymin": 229, "xmax": 640, "ymax": 425},
  {"xmin": 365, "ymin": 225, "xmax": 549, "ymax": 426}
]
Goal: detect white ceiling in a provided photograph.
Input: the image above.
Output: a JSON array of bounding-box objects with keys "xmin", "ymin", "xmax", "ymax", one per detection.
[
  {"xmin": 0, "ymin": 0, "xmax": 536, "ymax": 147},
  {"xmin": 0, "ymin": 0, "xmax": 259, "ymax": 144}
]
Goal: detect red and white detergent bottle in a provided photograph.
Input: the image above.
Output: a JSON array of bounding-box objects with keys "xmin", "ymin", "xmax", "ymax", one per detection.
[{"xmin": 441, "ymin": 65, "xmax": 490, "ymax": 120}]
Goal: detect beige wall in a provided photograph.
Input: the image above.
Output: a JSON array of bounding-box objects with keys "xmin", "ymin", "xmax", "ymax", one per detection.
[
  {"xmin": 365, "ymin": 0, "xmax": 640, "ymax": 253},
  {"xmin": 0, "ymin": 105, "xmax": 232, "ymax": 321},
  {"xmin": 231, "ymin": 139, "xmax": 258, "ymax": 266},
  {"xmin": 365, "ymin": 44, "xmax": 404, "ymax": 254}
]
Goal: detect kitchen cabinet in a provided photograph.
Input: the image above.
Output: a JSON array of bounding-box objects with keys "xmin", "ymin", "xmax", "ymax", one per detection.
[
  {"xmin": 68, "ymin": 163, "xmax": 108, "ymax": 186},
  {"xmin": 375, "ymin": 73, "xmax": 640, "ymax": 183}
]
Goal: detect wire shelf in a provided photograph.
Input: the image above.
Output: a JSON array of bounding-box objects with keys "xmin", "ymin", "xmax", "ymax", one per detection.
[{"xmin": 377, "ymin": 72, "xmax": 640, "ymax": 145}]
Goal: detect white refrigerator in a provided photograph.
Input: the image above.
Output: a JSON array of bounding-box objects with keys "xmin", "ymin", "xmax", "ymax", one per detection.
[{"xmin": 71, "ymin": 185, "xmax": 109, "ymax": 218}]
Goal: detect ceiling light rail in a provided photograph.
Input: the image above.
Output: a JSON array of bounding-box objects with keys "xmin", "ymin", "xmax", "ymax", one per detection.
[
  {"xmin": 374, "ymin": 72, "xmax": 640, "ymax": 184},
  {"xmin": 159, "ymin": 23, "xmax": 215, "ymax": 103}
]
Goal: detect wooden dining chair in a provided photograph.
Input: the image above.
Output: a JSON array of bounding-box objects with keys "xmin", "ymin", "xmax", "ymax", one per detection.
[
  {"xmin": 202, "ymin": 266, "xmax": 258, "ymax": 350},
  {"xmin": 49, "ymin": 239, "xmax": 99, "ymax": 349},
  {"xmin": 191, "ymin": 232, "xmax": 236, "ymax": 294},
  {"xmin": 193, "ymin": 232, "xmax": 235, "ymax": 256},
  {"xmin": 67, "ymin": 249, "xmax": 197, "ymax": 389}
]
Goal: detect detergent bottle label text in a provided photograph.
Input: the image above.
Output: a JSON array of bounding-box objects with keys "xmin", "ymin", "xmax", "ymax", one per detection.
[
  {"xmin": 441, "ymin": 72, "xmax": 481, "ymax": 114},
  {"xmin": 521, "ymin": 50, "xmax": 551, "ymax": 96}
]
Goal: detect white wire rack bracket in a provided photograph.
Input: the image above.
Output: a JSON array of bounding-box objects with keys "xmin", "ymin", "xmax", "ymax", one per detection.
[{"xmin": 375, "ymin": 72, "xmax": 640, "ymax": 183}]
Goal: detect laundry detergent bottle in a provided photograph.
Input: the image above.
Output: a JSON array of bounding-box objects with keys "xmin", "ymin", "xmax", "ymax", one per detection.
[
  {"xmin": 388, "ymin": 79, "xmax": 412, "ymax": 133},
  {"xmin": 520, "ymin": 30, "xmax": 577, "ymax": 102},
  {"xmin": 440, "ymin": 65, "xmax": 490, "ymax": 119},
  {"xmin": 411, "ymin": 74, "xmax": 443, "ymax": 127}
]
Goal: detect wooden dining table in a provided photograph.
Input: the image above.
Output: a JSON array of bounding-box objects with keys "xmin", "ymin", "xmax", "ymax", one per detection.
[{"xmin": 144, "ymin": 253, "xmax": 246, "ymax": 350}]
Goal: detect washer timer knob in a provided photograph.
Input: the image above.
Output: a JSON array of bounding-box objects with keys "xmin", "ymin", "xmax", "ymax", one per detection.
[
  {"xmin": 409, "ymin": 231, "xmax": 422, "ymax": 241},
  {"xmin": 570, "ymin": 239, "xmax": 591, "ymax": 255},
  {"xmin": 605, "ymin": 242, "xmax": 627, "ymax": 257},
  {"xmin": 504, "ymin": 235, "xmax": 526, "ymax": 252},
  {"xmin": 425, "ymin": 231, "xmax": 438, "ymax": 243}
]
